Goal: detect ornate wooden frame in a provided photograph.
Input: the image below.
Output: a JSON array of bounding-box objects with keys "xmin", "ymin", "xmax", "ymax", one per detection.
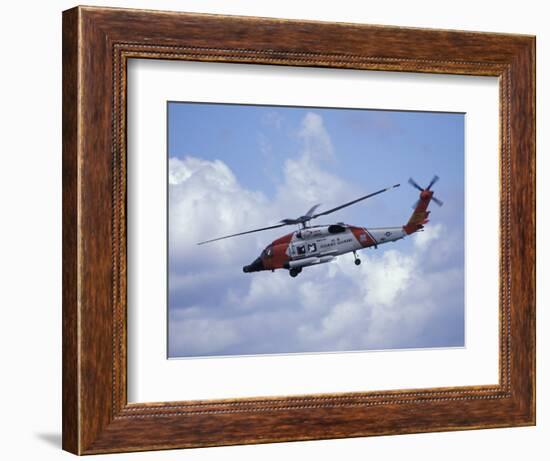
[{"xmin": 62, "ymin": 6, "xmax": 535, "ymax": 455}]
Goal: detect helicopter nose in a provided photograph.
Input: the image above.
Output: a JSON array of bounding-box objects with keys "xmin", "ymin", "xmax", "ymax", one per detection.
[{"xmin": 243, "ymin": 257, "xmax": 264, "ymax": 273}]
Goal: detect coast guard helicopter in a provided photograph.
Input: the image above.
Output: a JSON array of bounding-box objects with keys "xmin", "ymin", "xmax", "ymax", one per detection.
[{"xmin": 198, "ymin": 176, "xmax": 443, "ymax": 277}]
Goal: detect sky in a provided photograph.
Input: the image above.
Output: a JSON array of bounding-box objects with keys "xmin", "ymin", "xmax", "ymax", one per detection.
[{"xmin": 167, "ymin": 101, "xmax": 465, "ymax": 358}]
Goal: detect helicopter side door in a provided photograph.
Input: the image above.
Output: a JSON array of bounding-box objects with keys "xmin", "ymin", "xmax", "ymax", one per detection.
[{"xmin": 290, "ymin": 240, "xmax": 319, "ymax": 259}]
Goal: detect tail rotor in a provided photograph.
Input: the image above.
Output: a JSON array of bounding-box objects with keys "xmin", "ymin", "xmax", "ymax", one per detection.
[
  {"xmin": 404, "ymin": 175, "xmax": 443, "ymax": 235},
  {"xmin": 408, "ymin": 175, "xmax": 444, "ymax": 208}
]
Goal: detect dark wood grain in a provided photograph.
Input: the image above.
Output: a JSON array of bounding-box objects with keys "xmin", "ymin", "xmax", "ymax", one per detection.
[
  {"xmin": 62, "ymin": 7, "xmax": 79, "ymax": 454},
  {"xmin": 62, "ymin": 5, "xmax": 536, "ymax": 455}
]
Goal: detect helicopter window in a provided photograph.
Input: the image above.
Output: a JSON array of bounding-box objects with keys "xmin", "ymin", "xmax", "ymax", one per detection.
[
  {"xmin": 262, "ymin": 245, "xmax": 273, "ymax": 257},
  {"xmin": 328, "ymin": 224, "xmax": 346, "ymax": 234},
  {"xmin": 307, "ymin": 243, "xmax": 317, "ymax": 253},
  {"xmin": 296, "ymin": 245, "xmax": 306, "ymax": 255}
]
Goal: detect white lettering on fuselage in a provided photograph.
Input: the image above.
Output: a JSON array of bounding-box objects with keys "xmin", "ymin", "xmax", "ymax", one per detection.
[{"xmin": 286, "ymin": 225, "xmax": 406, "ymax": 264}]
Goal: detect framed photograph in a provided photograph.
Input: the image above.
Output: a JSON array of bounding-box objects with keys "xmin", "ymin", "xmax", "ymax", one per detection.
[{"xmin": 62, "ymin": 6, "xmax": 535, "ymax": 455}]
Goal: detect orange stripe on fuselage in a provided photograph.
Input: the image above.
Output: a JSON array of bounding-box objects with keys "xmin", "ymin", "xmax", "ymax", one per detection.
[
  {"xmin": 272, "ymin": 233, "xmax": 293, "ymax": 246},
  {"xmin": 349, "ymin": 226, "xmax": 376, "ymax": 248}
]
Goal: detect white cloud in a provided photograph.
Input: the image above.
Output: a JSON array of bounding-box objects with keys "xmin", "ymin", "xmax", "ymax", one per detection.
[
  {"xmin": 363, "ymin": 250, "xmax": 414, "ymax": 306},
  {"xmin": 169, "ymin": 156, "xmax": 270, "ymax": 265},
  {"xmin": 169, "ymin": 311, "xmax": 240, "ymax": 356},
  {"xmin": 298, "ymin": 112, "xmax": 334, "ymax": 161},
  {"xmin": 319, "ymin": 301, "xmax": 365, "ymax": 342},
  {"xmin": 413, "ymin": 222, "xmax": 443, "ymax": 251},
  {"xmin": 239, "ymin": 272, "xmax": 295, "ymax": 310},
  {"xmin": 276, "ymin": 112, "xmax": 352, "ymax": 210},
  {"xmin": 294, "ymin": 238, "xmax": 450, "ymax": 351}
]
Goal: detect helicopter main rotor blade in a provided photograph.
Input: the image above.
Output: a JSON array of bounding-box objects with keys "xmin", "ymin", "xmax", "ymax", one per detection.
[
  {"xmin": 198, "ymin": 184, "xmax": 399, "ymax": 245},
  {"xmin": 408, "ymin": 177, "xmax": 424, "ymax": 192},
  {"xmin": 197, "ymin": 222, "xmax": 289, "ymax": 245},
  {"xmin": 305, "ymin": 203, "xmax": 321, "ymax": 218},
  {"xmin": 427, "ymin": 175, "xmax": 440, "ymax": 190},
  {"xmin": 432, "ymin": 196, "xmax": 444, "ymax": 207},
  {"xmin": 311, "ymin": 184, "xmax": 400, "ymax": 219}
]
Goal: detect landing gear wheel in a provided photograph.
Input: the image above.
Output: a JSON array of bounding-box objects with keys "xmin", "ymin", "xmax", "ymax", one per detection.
[
  {"xmin": 354, "ymin": 258, "xmax": 361, "ymax": 266},
  {"xmin": 289, "ymin": 268, "xmax": 301, "ymax": 278}
]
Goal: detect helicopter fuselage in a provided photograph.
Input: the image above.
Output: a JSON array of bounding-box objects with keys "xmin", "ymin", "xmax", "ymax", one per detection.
[
  {"xmin": 200, "ymin": 176, "xmax": 438, "ymax": 277},
  {"xmin": 243, "ymin": 223, "xmax": 407, "ymax": 274}
]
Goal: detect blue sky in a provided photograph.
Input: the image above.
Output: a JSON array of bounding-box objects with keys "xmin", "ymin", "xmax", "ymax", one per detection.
[{"xmin": 167, "ymin": 102, "xmax": 464, "ymax": 358}]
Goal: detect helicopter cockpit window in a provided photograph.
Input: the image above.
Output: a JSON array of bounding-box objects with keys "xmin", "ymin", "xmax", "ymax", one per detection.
[
  {"xmin": 296, "ymin": 245, "xmax": 306, "ymax": 255},
  {"xmin": 262, "ymin": 245, "xmax": 273, "ymax": 258}
]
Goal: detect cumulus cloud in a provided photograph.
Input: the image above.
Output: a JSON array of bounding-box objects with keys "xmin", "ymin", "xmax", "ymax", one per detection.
[
  {"xmin": 298, "ymin": 112, "xmax": 334, "ymax": 161},
  {"xmin": 414, "ymin": 222, "xmax": 443, "ymax": 251},
  {"xmin": 168, "ymin": 112, "xmax": 464, "ymax": 357},
  {"xmin": 295, "ymin": 237, "xmax": 462, "ymax": 352},
  {"xmin": 169, "ymin": 156, "xmax": 269, "ymax": 264},
  {"xmin": 169, "ymin": 308, "xmax": 240, "ymax": 356}
]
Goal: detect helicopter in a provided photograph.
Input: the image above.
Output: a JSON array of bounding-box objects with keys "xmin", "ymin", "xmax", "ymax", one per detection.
[{"xmin": 197, "ymin": 176, "xmax": 443, "ymax": 277}]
